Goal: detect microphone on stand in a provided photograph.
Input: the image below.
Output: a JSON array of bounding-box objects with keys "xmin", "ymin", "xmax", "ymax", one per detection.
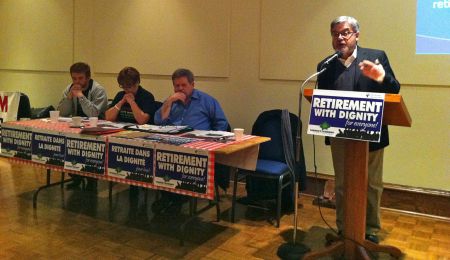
[
  {"xmin": 297, "ymin": 50, "xmax": 340, "ymax": 161},
  {"xmin": 278, "ymin": 51, "xmax": 341, "ymax": 260},
  {"xmin": 320, "ymin": 51, "xmax": 343, "ymax": 69}
]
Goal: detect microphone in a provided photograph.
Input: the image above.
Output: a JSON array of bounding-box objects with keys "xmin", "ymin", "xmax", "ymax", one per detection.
[{"xmin": 321, "ymin": 51, "xmax": 343, "ymax": 67}]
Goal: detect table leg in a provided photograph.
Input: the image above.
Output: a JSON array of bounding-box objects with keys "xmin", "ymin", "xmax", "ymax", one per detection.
[
  {"xmin": 231, "ymin": 167, "xmax": 238, "ymax": 223},
  {"xmin": 33, "ymin": 169, "xmax": 72, "ymax": 209}
]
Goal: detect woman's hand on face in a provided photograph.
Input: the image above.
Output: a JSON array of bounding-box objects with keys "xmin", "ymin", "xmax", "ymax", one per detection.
[{"xmin": 123, "ymin": 93, "xmax": 135, "ymax": 104}]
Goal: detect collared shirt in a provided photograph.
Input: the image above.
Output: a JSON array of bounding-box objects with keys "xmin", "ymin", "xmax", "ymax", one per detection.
[
  {"xmin": 339, "ymin": 46, "xmax": 358, "ymax": 68},
  {"xmin": 76, "ymin": 80, "xmax": 93, "ymax": 117},
  {"xmin": 154, "ymin": 89, "xmax": 228, "ymax": 131}
]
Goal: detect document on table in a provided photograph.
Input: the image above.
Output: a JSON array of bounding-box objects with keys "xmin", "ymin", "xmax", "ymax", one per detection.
[
  {"xmin": 97, "ymin": 122, "xmax": 135, "ymax": 129},
  {"xmin": 188, "ymin": 130, "xmax": 235, "ymax": 138},
  {"xmin": 127, "ymin": 124, "xmax": 191, "ymax": 134}
]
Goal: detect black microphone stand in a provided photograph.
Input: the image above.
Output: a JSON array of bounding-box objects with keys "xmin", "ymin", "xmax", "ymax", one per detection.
[{"xmin": 277, "ymin": 68, "xmax": 326, "ymax": 260}]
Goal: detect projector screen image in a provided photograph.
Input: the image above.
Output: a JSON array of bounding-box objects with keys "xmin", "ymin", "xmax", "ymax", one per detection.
[{"xmin": 416, "ymin": 0, "xmax": 450, "ymax": 54}]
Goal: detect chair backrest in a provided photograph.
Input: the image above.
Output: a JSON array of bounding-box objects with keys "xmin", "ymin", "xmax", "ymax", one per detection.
[
  {"xmin": 251, "ymin": 109, "xmax": 298, "ymax": 163},
  {"xmin": 153, "ymin": 101, "xmax": 163, "ymax": 112},
  {"xmin": 31, "ymin": 105, "xmax": 55, "ymax": 119},
  {"xmin": 17, "ymin": 93, "xmax": 31, "ymax": 119}
]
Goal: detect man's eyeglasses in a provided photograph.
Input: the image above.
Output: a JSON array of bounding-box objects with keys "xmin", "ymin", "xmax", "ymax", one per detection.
[{"xmin": 331, "ymin": 30, "xmax": 356, "ymax": 40}]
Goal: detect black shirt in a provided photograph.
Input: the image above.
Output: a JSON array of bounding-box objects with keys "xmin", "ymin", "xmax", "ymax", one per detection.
[{"xmin": 110, "ymin": 86, "xmax": 156, "ymax": 124}]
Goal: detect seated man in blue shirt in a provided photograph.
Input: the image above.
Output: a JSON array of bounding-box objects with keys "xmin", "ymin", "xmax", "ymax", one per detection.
[
  {"xmin": 153, "ymin": 68, "xmax": 229, "ymax": 214},
  {"xmin": 154, "ymin": 68, "xmax": 228, "ymax": 130}
]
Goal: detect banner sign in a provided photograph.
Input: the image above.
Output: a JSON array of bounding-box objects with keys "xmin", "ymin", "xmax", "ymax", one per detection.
[
  {"xmin": 154, "ymin": 144, "xmax": 211, "ymax": 195},
  {"xmin": 31, "ymin": 129, "xmax": 66, "ymax": 166},
  {"xmin": 0, "ymin": 124, "xmax": 32, "ymax": 159},
  {"xmin": 107, "ymin": 136, "xmax": 155, "ymax": 183},
  {"xmin": 307, "ymin": 89, "xmax": 385, "ymax": 142},
  {"xmin": 64, "ymin": 134, "xmax": 106, "ymax": 174},
  {"xmin": 0, "ymin": 92, "xmax": 20, "ymax": 123}
]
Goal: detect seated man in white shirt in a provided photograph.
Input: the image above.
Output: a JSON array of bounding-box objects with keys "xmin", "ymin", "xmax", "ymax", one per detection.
[{"xmin": 58, "ymin": 62, "xmax": 108, "ymax": 191}]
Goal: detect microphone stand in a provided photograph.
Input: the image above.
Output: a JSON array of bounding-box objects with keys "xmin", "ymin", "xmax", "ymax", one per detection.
[{"xmin": 277, "ymin": 68, "xmax": 326, "ymax": 260}]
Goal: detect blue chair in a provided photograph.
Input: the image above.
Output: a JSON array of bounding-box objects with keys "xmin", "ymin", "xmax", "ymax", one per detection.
[{"xmin": 231, "ymin": 109, "xmax": 306, "ymax": 227}]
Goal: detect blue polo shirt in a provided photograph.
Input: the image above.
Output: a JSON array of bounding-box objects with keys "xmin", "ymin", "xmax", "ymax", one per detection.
[{"xmin": 154, "ymin": 89, "xmax": 228, "ymax": 131}]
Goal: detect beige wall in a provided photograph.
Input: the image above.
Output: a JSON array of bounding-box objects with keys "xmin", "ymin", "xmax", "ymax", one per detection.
[
  {"xmin": 0, "ymin": 0, "xmax": 448, "ymax": 191},
  {"xmin": 260, "ymin": 0, "xmax": 450, "ymax": 85}
]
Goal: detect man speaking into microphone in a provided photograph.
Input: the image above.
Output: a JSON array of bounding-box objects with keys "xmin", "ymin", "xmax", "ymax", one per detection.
[{"xmin": 317, "ymin": 16, "xmax": 400, "ymax": 244}]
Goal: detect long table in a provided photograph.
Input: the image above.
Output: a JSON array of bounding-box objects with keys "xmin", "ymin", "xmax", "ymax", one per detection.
[{"xmin": 0, "ymin": 119, "xmax": 269, "ymax": 244}]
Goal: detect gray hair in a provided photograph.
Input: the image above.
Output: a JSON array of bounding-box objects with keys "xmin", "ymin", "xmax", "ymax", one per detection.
[{"xmin": 330, "ymin": 16, "xmax": 360, "ymax": 32}]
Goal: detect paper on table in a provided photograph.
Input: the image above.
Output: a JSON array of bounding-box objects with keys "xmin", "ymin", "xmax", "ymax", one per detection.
[
  {"xmin": 189, "ymin": 130, "xmax": 235, "ymax": 138},
  {"xmin": 128, "ymin": 124, "xmax": 190, "ymax": 133},
  {"xmin": 41, "ymin": 117, "xmax": 71, "ymax": 123},
  {"xmin": 97, "ymin": 122, "xmax": 134, "ymax": 129}
]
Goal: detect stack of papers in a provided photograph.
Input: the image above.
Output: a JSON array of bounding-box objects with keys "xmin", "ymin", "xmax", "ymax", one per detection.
[
  {"xmin": 98, "ymin": 122, "xmax": 134, "ymax": 129},
  {"xmin": 189, "ymin": 130, "xmax": 235, "ymax": 138},
  {"xmin": 127, "ymin": 124, "xmax": 191, "ymax": 134}
]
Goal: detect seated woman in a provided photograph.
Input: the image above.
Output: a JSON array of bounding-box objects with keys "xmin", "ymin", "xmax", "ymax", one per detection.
[
  {"xmin": 105, "ymin": 66, "xmax": 156, "ymax": 124},
  {"xmin": 105, "ymin": 67, "xmax": 156, "ymax": 207}
]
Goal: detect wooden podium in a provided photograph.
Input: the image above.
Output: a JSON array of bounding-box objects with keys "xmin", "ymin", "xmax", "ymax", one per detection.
[{"xmin": 302, "ymin": 89, "xmax": 412, "ymax": 259}]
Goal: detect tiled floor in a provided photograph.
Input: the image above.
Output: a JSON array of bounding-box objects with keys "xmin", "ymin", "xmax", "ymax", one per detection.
[{"xmin": 0, "ymin": 157, "xmax": 449, "ymax": 259}]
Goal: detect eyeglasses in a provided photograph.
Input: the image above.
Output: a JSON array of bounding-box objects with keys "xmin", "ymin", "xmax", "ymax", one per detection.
[
  {"xmin": 120, "ymin": 84, "xmax": 137, "ymax": 90},
  {"xmin": 331, "ymin": 30, "xmax": 356, "ymax": 40}
]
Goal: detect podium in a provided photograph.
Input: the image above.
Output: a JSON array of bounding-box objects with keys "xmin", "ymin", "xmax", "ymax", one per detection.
[{"xmin": 302, "ymin": 89, "xmax": 412, "ymax": 259}]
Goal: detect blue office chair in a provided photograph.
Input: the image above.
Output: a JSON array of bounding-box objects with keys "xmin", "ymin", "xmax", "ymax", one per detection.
[{"xmin": 231, "ymin": 109, "xmax": 306, "ymax": 227}]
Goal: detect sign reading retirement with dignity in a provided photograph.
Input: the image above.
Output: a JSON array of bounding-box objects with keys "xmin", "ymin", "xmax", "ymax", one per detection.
[
  {"xmin": 0, "ymin": 124, "xmax": 32, "ymax": 159},
  {"xmin": 64, "ymin": 134, "xmax": 106, "ymax": 174},
  {"xmin": 308, "ymin": 89, "xmax": 385, "ymax": 142},
  {"xmin": 154, "ymin": 144, "xmax": 211, "ymax": 196}
]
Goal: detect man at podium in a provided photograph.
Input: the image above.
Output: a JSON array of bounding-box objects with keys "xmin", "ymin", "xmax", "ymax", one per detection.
[{"xmin": 317, "ymin": 16, "xmax": 400, "ymax": 243}]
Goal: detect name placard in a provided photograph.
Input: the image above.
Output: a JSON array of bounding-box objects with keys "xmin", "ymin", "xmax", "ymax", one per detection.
[
  {"xmin": 0, "ymin": 124, "xmax": 32, "ymax": 159},
  {"xmin": 107, "ymin": 136, "xmax": 155, "ymax": 183},
  {"xmin": 32, "ymin": 129, "xmax": 66, "ymax": 166},
  {"xmin": 154, "ymin": 143, "xmax": 211, "ymax": 196},
  {"xmin": 308, "ymin": 89, "xmax": 385, "ymax": 142},
  {"xmin": 64, "ymin": 134, "xmax": 106, "ymax": 174}
]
